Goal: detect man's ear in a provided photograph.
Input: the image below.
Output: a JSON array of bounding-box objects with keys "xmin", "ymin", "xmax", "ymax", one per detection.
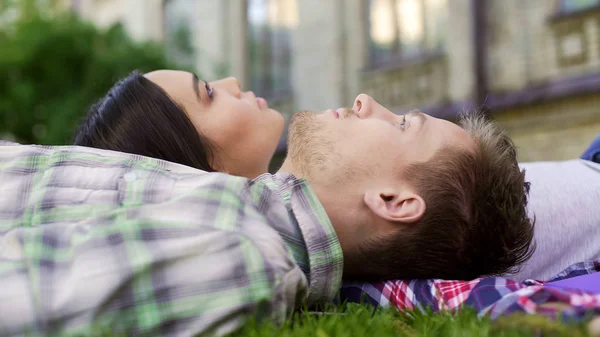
[{"xmin": 363, "ymin": 189, "xmax": 426, "ymax": 224}]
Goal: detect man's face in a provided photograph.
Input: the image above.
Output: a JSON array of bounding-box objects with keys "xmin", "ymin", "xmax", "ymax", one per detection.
[
  {"xmin": 285, "ymin": 94, "xmax": 475, "ymax": 258},
  {"xmin": 287, "ymin": 94, "xmax": 474, "ymax": 187}
]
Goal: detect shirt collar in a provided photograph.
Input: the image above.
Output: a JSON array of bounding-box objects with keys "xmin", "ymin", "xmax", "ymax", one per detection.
[{"xmin": 271, "ymin": 172, "xmax": 344, "ymax": 304}]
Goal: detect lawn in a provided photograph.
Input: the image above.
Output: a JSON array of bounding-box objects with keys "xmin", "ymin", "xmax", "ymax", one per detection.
[{"xmin": 233, "ymin": 303, "xmax": 596, "ymax": 337}]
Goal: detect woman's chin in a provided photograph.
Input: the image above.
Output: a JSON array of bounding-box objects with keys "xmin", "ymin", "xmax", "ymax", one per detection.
[{"xmin": 269, "ymin": 108, "xmax": 285, "ymax": 125}]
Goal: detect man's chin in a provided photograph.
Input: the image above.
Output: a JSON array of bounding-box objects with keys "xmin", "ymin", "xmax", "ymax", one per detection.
[
  {"xmin": 289, "ymin": 109, "xmax": 317, "ymax": 126},
  {"xmin": 288, "ymin": 110, "xmax": 318, "ymax": 142}
]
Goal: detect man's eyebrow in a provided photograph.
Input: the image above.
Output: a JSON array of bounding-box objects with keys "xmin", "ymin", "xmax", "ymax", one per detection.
[{"xmin": 192, "ymin": 73, "xmax": 201, "ymax": 102}]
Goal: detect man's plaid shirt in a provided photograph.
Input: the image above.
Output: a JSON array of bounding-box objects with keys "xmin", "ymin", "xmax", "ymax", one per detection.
[{"xmin": 0, "ymin": 142, "xmax": 343, "ymax": 337}]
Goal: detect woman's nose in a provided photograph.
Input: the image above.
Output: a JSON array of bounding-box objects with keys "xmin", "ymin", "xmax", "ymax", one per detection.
[{"xmin": 213, "ymin": 77, "xmax": 242, "ymax": 98}]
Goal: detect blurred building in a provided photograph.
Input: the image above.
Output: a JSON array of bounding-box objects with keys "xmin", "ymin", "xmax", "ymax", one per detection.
[{"xmin": 70, "ymin": 0, "xmax": 600, "ymax": 162}]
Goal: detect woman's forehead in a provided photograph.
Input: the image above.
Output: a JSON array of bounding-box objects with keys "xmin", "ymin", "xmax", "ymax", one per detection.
[{"xmin": 144, "ymin": 70, "xmax": 198, "ymax": 106}]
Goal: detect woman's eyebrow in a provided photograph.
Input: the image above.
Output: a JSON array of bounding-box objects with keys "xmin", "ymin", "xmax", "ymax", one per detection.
[{"xmin": 192, "ymin": 73, "xmax": 201, "ymax": 102}]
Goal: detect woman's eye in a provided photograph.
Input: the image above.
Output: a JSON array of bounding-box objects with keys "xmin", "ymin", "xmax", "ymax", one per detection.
[{"xmin": 205, "ymin": 82, "xmax": 215, "ymax": 101}]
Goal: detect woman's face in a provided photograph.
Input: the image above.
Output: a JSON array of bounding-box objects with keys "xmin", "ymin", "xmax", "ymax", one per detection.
[{"xmin": 145, "ymin": 70, "xmax": 285, "ymax": 178}]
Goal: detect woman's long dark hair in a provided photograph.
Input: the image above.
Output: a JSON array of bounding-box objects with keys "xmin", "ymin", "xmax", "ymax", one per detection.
[{"xmin": 74, "ymin": 71, "xmax": 216, "ymax": 172}]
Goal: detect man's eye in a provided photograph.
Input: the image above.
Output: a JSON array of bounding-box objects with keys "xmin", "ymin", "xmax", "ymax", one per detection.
[{"xmin": 397, "ymin": 115, "xmax": 407, "ymax": 130}]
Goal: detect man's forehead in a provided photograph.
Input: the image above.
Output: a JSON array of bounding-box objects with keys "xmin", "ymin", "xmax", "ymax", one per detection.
[{"xmin": 435, "ymin": 118, "xmax": 476, "ymax": 153}]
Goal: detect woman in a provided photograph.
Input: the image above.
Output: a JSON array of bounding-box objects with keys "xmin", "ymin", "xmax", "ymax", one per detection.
[{"xmin": 74, "ymin": 70, "xmax": 284, "ymax": 179}]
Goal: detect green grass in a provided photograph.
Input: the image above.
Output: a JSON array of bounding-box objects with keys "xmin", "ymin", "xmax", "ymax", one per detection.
[
  {"xmin": 34, "ymin": 303, "xmax": 597, "ymax": 337},
  {"xmin": 232, "ymin": 303, "xmax": 595, "ymax": 337}
]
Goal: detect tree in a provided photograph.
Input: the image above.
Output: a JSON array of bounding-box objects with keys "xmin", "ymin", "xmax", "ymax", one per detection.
[{"xmin": 0, "ymin": 3, "xmax": 189, "ymax": 144}]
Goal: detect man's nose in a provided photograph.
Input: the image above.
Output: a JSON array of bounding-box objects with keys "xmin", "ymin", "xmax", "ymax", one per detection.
[
  {"xmin": 352, "ymin": 93, "xmax": 394, "ymax": 120},
  {"xmin": 212, "ymin": 77, "xmax": 242, "ymax": 98}
]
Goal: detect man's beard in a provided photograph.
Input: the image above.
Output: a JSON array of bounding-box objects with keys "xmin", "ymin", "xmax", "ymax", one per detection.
[
  {"xmin": 286, "ymin": 108, "xmax": 357, "ymax": 182},
  {"xmin": 286, "ymin": 110, "xmax": 335, "ymax": 182}
]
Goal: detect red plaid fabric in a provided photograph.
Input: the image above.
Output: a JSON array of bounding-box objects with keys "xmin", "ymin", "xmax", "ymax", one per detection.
[{"xmin": 339, "ymin": 260, "xmax": 600, "ymax": 320}]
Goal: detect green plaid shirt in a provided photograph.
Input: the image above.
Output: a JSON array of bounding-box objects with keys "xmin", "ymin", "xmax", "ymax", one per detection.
[{"xmin": 0, "ymin": 142, "xmax": 343, "ymax": 337}]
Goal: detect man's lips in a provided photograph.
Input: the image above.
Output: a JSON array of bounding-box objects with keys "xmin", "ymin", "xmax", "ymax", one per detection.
[{"xmin": 326, "ymin": 109, "xmax": 340, "ymax": 119}]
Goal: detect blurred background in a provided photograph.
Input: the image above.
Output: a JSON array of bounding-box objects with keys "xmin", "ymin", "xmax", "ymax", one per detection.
[{"xmin": 1, "ymin": 0, "xmax": 600, "ymax": 170}]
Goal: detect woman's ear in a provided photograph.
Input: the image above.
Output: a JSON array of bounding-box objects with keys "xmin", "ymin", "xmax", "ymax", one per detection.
[{"xmin": 363, "ymin": 189, "xmax": 426, "ymax": 224}]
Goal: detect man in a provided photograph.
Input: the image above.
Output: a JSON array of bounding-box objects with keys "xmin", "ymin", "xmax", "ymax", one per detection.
[
  {"xmin": 0, "ymin": 94, "xmax": 533, "ymax": 336},
  {"xmin": 280, "ymin": 94, "xmax": 534, "ymax": 281}
]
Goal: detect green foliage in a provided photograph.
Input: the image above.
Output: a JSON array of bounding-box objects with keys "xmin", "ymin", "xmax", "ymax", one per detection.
[
  {"xmin": 0, "ymin": 4, "xmax": 188, "ymax": 145},
  {"xmin": 171, "ymin": 23, "xmax": 195, "ymax": 56}
]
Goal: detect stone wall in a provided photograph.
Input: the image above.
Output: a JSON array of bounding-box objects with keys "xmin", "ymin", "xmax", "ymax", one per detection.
[
  {"xmin": 486, "ymin": 0, "xmax": 600, "ymax": 90},
  {"xmin": 493, "ymin": 94, "xmax": 600, "ymax": 162},
  {"xmin": 486, "ymin": 0, "xmax": 600, "ymax": 161}
]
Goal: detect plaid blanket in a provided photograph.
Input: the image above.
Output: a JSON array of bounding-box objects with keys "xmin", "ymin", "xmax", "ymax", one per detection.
[{"xmin": 339, "ymin": 260, "xmax": 600, "ymax": 320}]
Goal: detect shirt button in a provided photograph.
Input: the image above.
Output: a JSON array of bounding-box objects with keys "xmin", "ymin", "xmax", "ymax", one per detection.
[{"xmin": 124, "ymin": 172, "xmax": 137, "ymax": 182}]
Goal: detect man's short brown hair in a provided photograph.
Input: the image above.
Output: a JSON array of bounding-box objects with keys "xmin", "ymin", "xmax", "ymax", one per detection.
[{"xmin": 355, "ymin": 111, "xmax": 535, "ymax": 281}]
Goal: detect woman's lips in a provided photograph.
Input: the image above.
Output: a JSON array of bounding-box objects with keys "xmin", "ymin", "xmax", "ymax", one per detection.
[{"xmin": 257, "ymin": 97, "xmax": 269, "ymax": 109}]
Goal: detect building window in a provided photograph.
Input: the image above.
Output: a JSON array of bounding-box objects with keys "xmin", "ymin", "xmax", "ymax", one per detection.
[
  {"xmin": 559, "ymin": 0, "xmax": 600, "ymax": 13},
  {"xmin": 367, "ymin": 0, "xmax": 447, "ymax": 67},
  {"xmin": 163, "ymin": 0, "xmax": 196, "ymax": 68},
  {"xmin": 247, "ymin": 0, "xmax": 297, "ymax": 100}
]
